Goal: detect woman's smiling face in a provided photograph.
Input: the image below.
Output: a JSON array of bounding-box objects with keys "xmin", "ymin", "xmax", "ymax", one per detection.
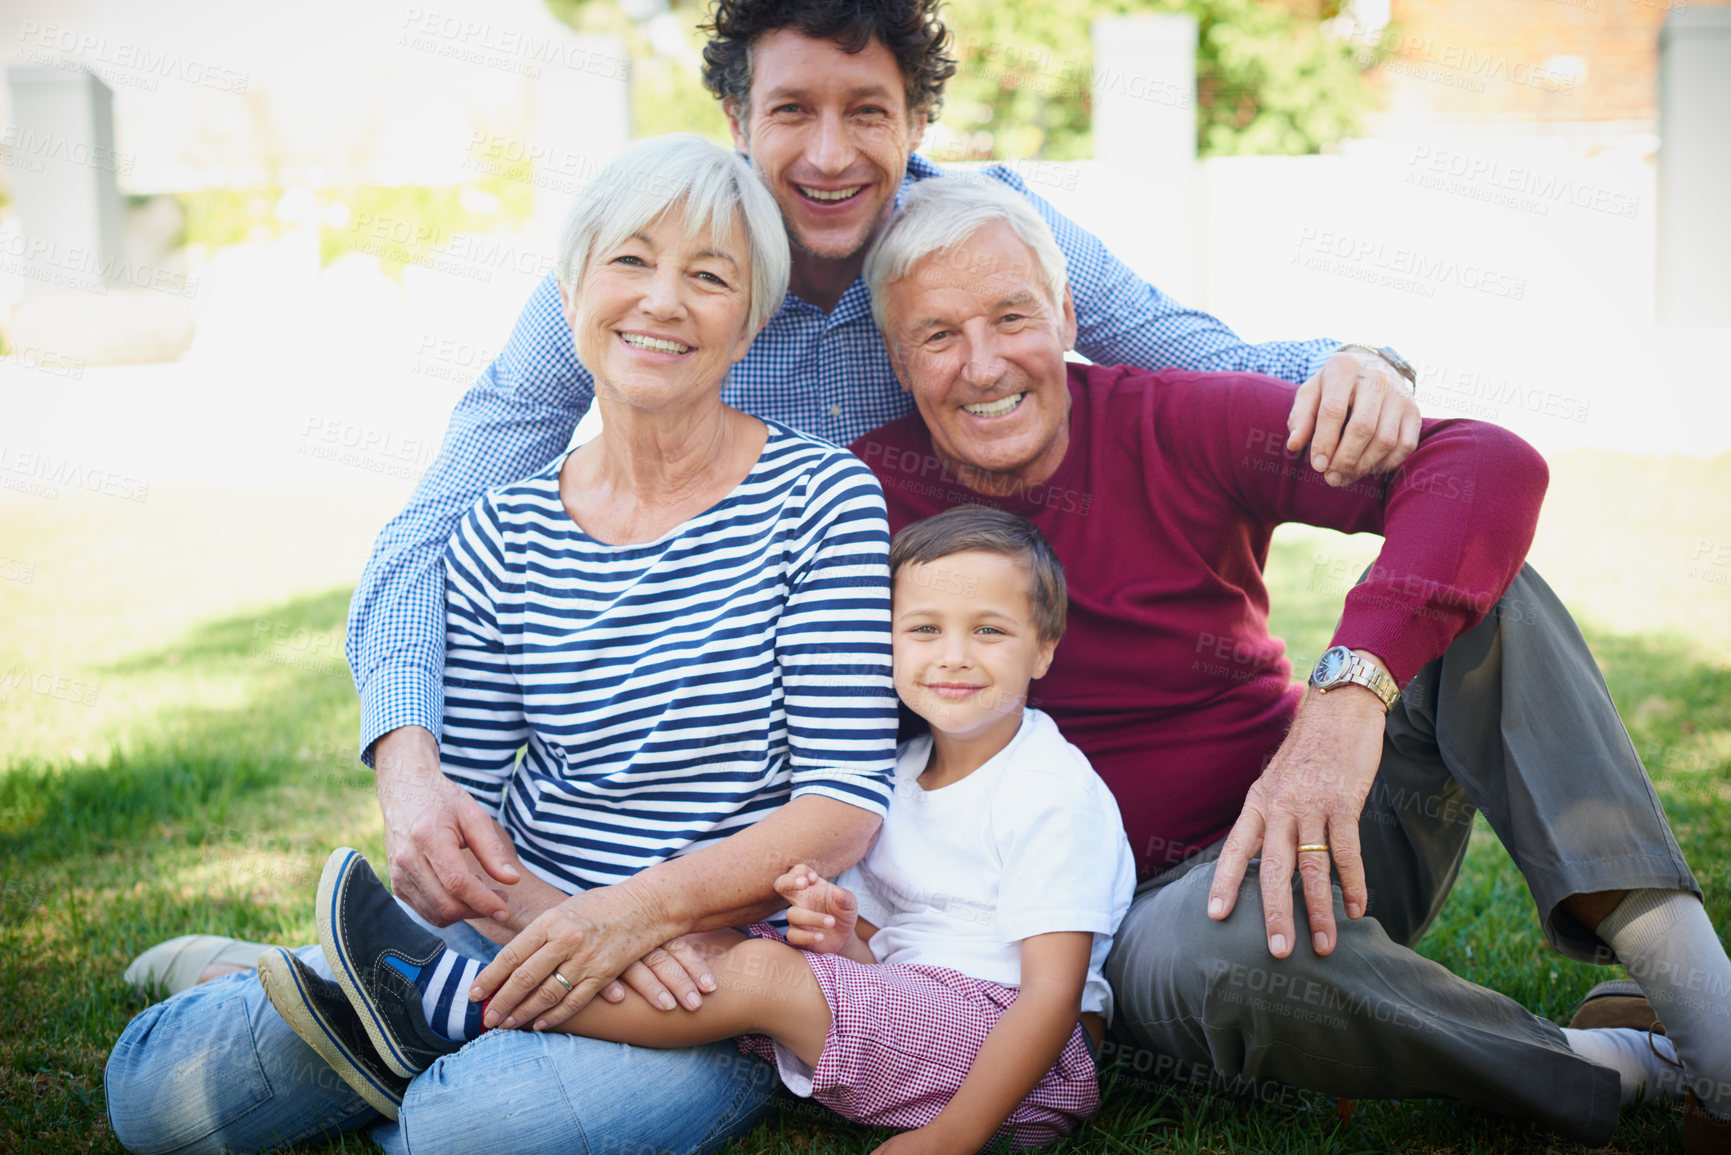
[{"xmin": 564, "ymin": 205, "xmax": 757, "ymax": 415}]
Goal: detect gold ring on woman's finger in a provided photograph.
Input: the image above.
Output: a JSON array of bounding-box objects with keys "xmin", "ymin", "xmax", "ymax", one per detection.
[
  {"xmin": 551, "ymin": 970, "xmax": 573, "ymax": 993},
  {"xmin": 1296, "ymin": 843, "xmax": 1331, "ymax": 854}
]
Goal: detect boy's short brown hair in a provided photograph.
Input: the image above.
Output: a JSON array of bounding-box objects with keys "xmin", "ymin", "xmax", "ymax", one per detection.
[{"xmin": 889, "ymin": 506, "xmax": 1067, "ymax": 644}]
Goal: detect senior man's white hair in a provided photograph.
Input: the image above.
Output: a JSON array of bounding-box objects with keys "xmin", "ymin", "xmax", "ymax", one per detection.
[
  {"xmin": 555, "ymin": 133, "xmax": 790, "ymax": 336},
  {"xmin": 863, "ymin": 177, "xmax": 1068, "ymax": 334}
]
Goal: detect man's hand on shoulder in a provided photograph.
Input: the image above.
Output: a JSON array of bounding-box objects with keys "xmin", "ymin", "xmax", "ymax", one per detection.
[
  {"xmin": 1286, "ymin": 347, "xmax": 1422, "ymax": 486},
  {"xmin": 373, "ymin": 725, "xmax": 521, "ymax": 926},
  {"xmin": 1206, "ymin": 652, "xmax": 1392, "ymax": 959}
]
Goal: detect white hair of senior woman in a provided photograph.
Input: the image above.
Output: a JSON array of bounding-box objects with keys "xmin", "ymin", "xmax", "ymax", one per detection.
[
  {"xmin": 555, "ymin": 134, "xmax": 789, "ymax": 336},
  {"xmin": 863, "ymin": 177, "xmax": 1068, "ymax": 334}
]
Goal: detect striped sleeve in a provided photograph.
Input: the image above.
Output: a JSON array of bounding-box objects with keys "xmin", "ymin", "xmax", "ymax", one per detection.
[
  {"xmin": 776, "ymin": 450, "xmax": 898, "ymax": 816},
  {"xmin": 439, "ymin": 494, "xmax": 529, "ymax": 814}
]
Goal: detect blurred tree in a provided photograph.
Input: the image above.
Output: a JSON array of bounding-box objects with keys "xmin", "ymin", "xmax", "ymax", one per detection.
[
  {"xmin": 544, "ymin": 0, "xmax": 730, "ymax": 141},
  {"xmin": 937, "ymin": 0, "xmax": 1380, "ymax": 160},
  {"xmin": 542, "ymin": 0, "xmax": 1377, "ymax": 159}
]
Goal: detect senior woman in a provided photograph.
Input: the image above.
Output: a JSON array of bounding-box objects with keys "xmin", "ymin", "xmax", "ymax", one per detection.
[{"xmin": 105, "ymin": 135, "xmax": 898, "ymax": 1155}]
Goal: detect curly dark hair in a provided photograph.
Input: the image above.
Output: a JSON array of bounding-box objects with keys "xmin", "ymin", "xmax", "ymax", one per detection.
[{"xmin": 700, "ymin": 0, "xmax": 957, "ymax": 123}]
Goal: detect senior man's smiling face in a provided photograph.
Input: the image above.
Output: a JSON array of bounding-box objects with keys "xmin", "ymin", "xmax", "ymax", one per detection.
[{"xmin": 883, "ymin": 222, "xmax": 1078, "ymax": 496}]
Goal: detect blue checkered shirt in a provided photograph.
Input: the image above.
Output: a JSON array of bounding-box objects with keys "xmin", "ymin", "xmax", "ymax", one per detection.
[{"xmin": 347, "ymin": 153, "xmax": 1337, "ymax": 761}]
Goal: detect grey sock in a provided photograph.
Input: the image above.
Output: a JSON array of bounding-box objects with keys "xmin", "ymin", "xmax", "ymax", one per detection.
[
  {"xmin": 1597, "ymin": 889, "xmax": 1731, "ymax": 1120},
  {"xmin": 1562, "ymin": 1027, "xmax": 1684, "ymax": 1107}
]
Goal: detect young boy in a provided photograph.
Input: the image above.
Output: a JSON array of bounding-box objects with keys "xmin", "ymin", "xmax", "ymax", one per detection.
[{"xmin": 262, "ymin": 506, "xmax": 1136, "ymax": 1150}]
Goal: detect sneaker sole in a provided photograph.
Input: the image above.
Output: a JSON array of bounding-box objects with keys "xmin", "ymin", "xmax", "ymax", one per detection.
[
  {"xmin": 124, "ymin": 933, "xmax": 274, "ymax": 999},
  {"xmin": 257, "ymin": 947, "xmax": 404, "ymax": 1121},
  {"xmin": 317, "ymin": 847, "xmax": 424, "ymax": 1080}
]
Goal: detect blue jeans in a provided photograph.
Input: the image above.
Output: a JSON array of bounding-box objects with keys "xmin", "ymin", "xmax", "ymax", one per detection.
[{"xmin": 105, "ymin": 910, "xmax": 779, "ymax": 1154}]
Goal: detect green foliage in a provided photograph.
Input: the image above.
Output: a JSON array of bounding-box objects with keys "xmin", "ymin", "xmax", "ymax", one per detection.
[
  {"xmin": 544, "ymin": 0, "xmax": 729, "ymax": 141},
  {"xmin": 1190, "ymin": 0, "xmax": 1377, "ymax": 157},
  {"xmin": 315, "ymin": 177, "xmax": 534, "ymax": 278},
  {"xmin": 939, "ymin": 0, "xmax": 1377, "ymax": 160},
  {"xmin": 538, "ymin": 0, "xmax": 1375, "ymax": 160},
  {"xmin": 175, "ymin": 186, "xmax": 288, "ymax": 250},
  {"xmin": 173, "ymin": 165, "xmax": 535, "ymax": 278}
]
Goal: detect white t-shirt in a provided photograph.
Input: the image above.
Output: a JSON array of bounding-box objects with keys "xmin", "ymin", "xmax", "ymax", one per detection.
[{"xmin": 838, "ymin": 708, "xmax": 1137, "ymax": 1021}]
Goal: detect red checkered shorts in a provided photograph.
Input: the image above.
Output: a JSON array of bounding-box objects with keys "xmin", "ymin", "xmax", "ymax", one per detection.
[{"xmin": 735, "ymin": 923, "xmax": 1099, "ymax": 1149}]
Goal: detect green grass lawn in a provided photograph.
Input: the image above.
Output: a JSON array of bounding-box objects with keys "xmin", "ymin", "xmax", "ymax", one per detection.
[{"xmin": 1, "ymin": 451, "xmax": 1727, "ymax": 1153}]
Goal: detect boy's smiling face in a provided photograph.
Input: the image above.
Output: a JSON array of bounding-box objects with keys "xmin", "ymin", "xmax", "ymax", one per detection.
[{"xmin": 892, "ymin": 550, "xmax": 1056, "ymax": 746}]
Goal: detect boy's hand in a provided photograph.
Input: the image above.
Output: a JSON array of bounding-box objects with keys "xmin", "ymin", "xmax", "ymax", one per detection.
[{"xmin": 774, "ymin": 864, "xmax": 859, "ymax": 954}]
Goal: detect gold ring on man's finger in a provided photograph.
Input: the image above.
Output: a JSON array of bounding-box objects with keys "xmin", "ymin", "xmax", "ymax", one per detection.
[{"xmin": 1295, "ymin": 843, "xmax": 1331, "ymax": 854}]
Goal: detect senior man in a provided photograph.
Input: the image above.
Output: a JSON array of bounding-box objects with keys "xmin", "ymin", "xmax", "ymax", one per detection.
[
  {"xmin": 850, "ymin": 178, "xmax": 1731, "ymax": 1149},
  {"xmin": 343, "ymin": 0, "xmax": 1428, "ymax": 992}
]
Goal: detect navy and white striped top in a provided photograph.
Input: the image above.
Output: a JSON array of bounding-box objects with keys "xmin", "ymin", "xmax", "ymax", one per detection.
[{"xmin": 440, "ymin": 420, "xmax": 897, "ymax": 892}]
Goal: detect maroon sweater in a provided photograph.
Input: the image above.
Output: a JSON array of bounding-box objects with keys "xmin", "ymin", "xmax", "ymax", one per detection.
[{"xmin": 851, "ymin": 363, "xmax": 1548, "ymax": 880}]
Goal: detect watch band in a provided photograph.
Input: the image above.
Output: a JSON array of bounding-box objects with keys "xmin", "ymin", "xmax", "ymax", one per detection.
[
  {"xmin": 1336, "ymin": 342, "xmax": 1418, "ymax": 395},
  {"xmin": 1310, "ymin": 646, "xmax": 1400, "ymax": 712}
]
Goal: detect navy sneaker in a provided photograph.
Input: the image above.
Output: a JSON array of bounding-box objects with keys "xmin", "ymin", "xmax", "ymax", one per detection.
[
  {"xmin": 317, "ymin": 847, "xmax": 465, "ymax": 1079},
  {"xmin": 257, "ymin": 946, "xmax": 410, "ymax": 1120}
]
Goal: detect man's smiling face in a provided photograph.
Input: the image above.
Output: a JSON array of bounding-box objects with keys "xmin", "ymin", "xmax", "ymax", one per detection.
[
  {"xmin": 728, "ymin": 29, "xmax": 926, "ymax": 264},
  {"xmin": 882, "ymin": 222, "xmax": 1078, "ymax": 496}
]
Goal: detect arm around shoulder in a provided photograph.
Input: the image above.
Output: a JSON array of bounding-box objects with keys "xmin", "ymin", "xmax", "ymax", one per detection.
[{"xmin": 345, "ymin": 273, "xmax": 591, "ymax": 762}]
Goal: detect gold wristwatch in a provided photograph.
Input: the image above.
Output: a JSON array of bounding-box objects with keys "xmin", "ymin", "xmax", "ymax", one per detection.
[{"xmin": 1309, "ymin": 646, "xmax": 1400, "ymax": 711}]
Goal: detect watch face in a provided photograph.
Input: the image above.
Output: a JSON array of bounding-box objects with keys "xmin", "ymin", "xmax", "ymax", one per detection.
[{"xmin": 1313, "ymin": 647, "xmax": 1351, "ymax": 687}]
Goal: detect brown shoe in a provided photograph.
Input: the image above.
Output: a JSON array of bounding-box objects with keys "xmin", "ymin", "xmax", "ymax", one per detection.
[
  {"xmin": 1572, "ymin": 982, "xmax": 1731, "ymax": 1149},
  {"xmin": 1569, "ymin": 978, "xmax": 1668, "ymax": 1033},
  {"xmin": 1684, "ymin": 1089, "xmax": 1731, "ymax": 1155}
]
